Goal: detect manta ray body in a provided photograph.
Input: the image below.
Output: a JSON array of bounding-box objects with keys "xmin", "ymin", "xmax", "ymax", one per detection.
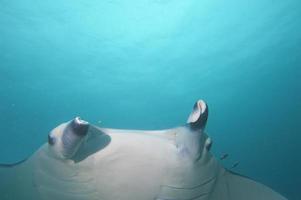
[{"xmin": 0, "ymin": 100, "xmax": 287, "ymax": 200}]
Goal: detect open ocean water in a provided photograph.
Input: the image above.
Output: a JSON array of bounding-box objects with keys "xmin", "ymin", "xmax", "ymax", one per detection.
[{"xmin": 0, "ymin": 0, "xmax": 300, "ymax": 199}]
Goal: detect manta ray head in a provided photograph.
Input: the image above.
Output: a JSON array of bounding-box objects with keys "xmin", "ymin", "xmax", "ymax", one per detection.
[
  {"xmin": 173, "ymin": 100, "xmax": 211, "ymax": 161},
  {"xmin": 45, "ymin": 99, "xmax": 209, "ymax": 162},
  {"xmin": 47, "ymin": 117, "xmax": 90, "ymax": 159}
]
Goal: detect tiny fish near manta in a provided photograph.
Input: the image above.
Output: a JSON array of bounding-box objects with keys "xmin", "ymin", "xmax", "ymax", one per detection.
[{"xmin": 0, "ymin": 99, "xmax": 287, "ymax": 200}]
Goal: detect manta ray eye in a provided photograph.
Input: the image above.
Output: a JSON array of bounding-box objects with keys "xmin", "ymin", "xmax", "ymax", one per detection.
[{"xmin": 48, "ymin": 134, "xmax": 56, "ymax": 145}]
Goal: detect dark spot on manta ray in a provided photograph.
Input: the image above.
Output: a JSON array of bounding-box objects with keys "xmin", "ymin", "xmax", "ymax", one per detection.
[{"xmin": 48, "ymin": 135, "xmax": 56, "ymax": 145}]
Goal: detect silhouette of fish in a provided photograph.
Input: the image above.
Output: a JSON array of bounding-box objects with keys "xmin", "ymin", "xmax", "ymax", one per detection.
[
  {"xmin": 231, "ymin": 161, "xmax": 240, "ymax": 169},
  {"xmin": 220, "ymin": 153, "xmax": 229, "ymax": 160}
]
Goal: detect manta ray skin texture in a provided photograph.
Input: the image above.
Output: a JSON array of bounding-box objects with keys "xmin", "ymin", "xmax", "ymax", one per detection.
[{"xmin": 0, "ymin": 100, "xmax": 287, "ymax": 200}]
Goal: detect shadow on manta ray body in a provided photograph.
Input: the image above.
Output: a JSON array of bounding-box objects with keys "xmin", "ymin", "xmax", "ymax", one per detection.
[{"xmin": 0, "ymin": 99, "xmax": 287, "ymax": 200}]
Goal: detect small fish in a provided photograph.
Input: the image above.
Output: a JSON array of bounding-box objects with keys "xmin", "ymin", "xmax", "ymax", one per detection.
[
  {"xmin": 231, "ymin": 161, "xmax": 240, "ymax": 169},
  {"xmin": 97, "ymin": 120, "xmax": 102, "ymax": 124},
  {"xmin": 220, "ymin": 153, "xmax": 229, "ymax": 160}
]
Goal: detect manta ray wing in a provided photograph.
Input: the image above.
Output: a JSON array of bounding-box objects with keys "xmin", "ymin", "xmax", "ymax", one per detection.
[
  {"xmin": 220, "ymin": 170, "xmax": 286, "ymax": 200},
  {"xmin": 0, "ymin": 156, "xmax": 39, "ymax": 200}
]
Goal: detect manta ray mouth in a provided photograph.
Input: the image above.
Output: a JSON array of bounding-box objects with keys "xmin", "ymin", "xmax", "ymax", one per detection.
[
  {"xmin": 70, "ymin": 117, "xmax": 89, "ymax": 136},
  {"xmin": 60, "ymin": 117, "xmax": 90, "ymax": 158}
]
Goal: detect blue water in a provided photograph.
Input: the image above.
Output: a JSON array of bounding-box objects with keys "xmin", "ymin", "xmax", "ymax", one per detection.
[{"xmin": 0, "ymin": 0, "xmax": 300, "ymax": 199}]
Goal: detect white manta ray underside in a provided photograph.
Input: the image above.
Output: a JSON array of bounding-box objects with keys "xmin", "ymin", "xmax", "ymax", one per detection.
[{"xmin": 0, "ymin": 100, "xmax": 287, "ymax": 200}]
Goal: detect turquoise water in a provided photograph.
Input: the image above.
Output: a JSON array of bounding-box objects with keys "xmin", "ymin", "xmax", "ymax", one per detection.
[{"xmin": 0, "ymin": 0, "xmax": 300, "ymax": 199}]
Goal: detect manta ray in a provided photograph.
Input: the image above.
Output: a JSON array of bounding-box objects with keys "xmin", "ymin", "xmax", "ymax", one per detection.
[{"xmin": 0, "ymin": 100, "xmax": 287, "ymax": 200}]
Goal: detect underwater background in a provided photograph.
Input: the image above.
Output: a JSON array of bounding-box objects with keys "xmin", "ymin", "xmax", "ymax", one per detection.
[{"xmin": 0, "ymin": 0, "xmax": 300, "ymax": 199}]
